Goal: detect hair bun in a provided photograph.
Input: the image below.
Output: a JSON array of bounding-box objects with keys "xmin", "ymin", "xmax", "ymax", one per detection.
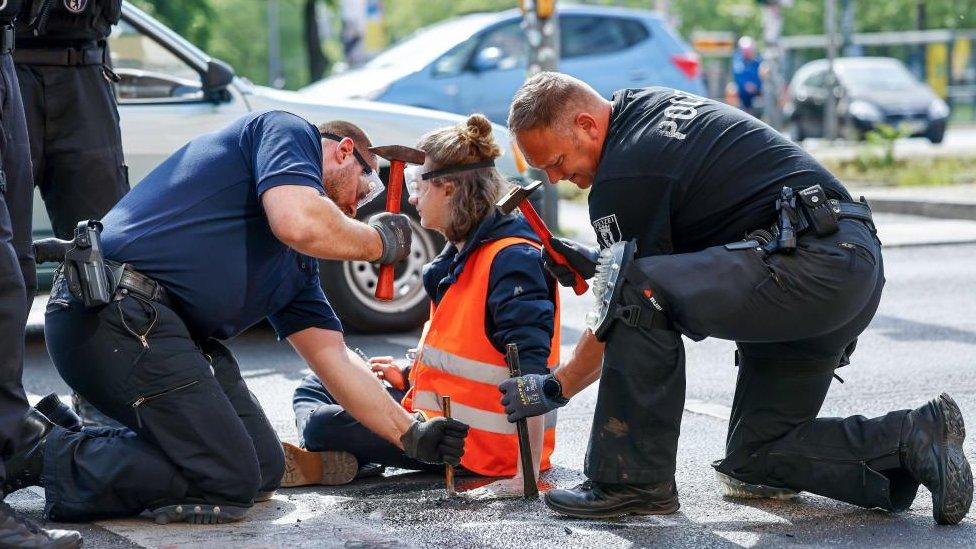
[{"xmin": 461, "ymin": 113, "xmax": 501, "ymax": 161}]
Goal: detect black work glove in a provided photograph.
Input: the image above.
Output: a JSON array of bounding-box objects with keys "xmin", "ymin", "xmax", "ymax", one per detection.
[
  {"xmin": 369, "ymin": 212, "xmax": 412, "ymax": 264},
  {"xmin": 542, "ymin": 237, "xmax": 599, "ymax": 287},
  {"xmin": 498, "ymin": 373, "xmax": 568, "ymax": 422},
  {"xmin": 400, "ymin": 416, "xmax": 469, "ymax": 466}
]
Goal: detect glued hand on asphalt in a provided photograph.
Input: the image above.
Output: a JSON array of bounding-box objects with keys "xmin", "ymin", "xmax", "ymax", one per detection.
[
  {"xmin": 543, "ymin": 237, "xmax": 599, "ymax": 287},
  {"xmin": 400, "ymin": 416, "xmax": 469, "ymax": 466},
  {"xmin": 498, "ymin": 373, "xmax": 566, "ymax": 422}
]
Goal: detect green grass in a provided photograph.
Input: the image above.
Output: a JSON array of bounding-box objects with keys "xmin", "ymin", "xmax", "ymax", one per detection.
[{"xmin": 822, "ymin": 155, "xmax": 976, "ymax": 186}]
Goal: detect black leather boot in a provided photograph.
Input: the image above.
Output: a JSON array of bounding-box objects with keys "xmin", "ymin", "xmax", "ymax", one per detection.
[
  {"xmin": 34, "ymin": 394, "xmax": 83, "ymax": 432},
  {"xmin": 0, "ymin": 502, "xmax": 81, "ymax": 548},
  {"xmin": 900, "ymin": 393, "xmax": 973, "ymax": 525},
  {"xmin": 544, "ymin": 479, "xmax": 679, "ymax": 519},
  {"xmin": 2, "ymin": 409, "xmax": 53, "ymax": 496}
]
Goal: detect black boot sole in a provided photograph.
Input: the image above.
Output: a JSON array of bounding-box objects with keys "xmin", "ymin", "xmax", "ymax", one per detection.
[
  {"xmin": 151, "ymin": 503, "xmax": 248, "ymax": 525},
  {"xmin": 543, "ymin": 493, "xmax": 680, "ymax": 519},
  {"xmin": 933, "ymin": 393, "xmax": 973, "ymax": 525}
]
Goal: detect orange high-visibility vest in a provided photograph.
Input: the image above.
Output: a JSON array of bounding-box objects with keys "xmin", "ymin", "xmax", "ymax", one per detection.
[{"xmin": 401, "ymin": 236, "xmax": 560, "ymax": 477}]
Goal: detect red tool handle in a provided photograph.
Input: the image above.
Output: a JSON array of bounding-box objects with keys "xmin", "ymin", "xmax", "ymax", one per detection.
[
  {"xmin": 376, "ymin": 160, "xmax": 404, "ymax": 301},
  {"xmin": 518, "ymin": 200, "xmax": 589, "ymax": 295}
]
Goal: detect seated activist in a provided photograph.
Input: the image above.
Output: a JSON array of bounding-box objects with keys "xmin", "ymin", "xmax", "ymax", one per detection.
[
  {"xmin": 1, "ymin": 111, "xmax": 468, "ymax": 524},
  {"xmin": 284, "ymin": 114, "xmax": 560, "ymax": 486}
]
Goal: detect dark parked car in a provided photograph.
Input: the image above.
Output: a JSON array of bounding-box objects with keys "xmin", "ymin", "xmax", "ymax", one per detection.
[{"xmin": 784, "ymin": 57, "xmax": 950, "ymax": 143}]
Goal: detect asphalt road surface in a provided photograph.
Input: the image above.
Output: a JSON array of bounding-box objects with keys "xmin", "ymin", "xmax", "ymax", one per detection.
[{"xmin": 9, "ymin": 213, "xmax": 976, "ymax": 548}]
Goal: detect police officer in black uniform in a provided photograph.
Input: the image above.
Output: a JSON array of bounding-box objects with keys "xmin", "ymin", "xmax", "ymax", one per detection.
[
  {"xmin": 0, "ymin": 0, "xmax": 81, "ymax": 546},
  {"xmin": 15, "ymin": 0, "xmax": 126, "ymax": 243},
  {"xmin": 499, "ymin": 72, "xmax": 973, "ymax": 524},
  {"xmin": 15, "ymin": 0, "xmax": 126, "ymax": 427}
]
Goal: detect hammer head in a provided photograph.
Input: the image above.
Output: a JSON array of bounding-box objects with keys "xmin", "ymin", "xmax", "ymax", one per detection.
[
  {"xmin": 368, "ymin": 145, "xmax": 426, "ymax": 165},
  {"xmin": 496, "ymin": 180, "xmax": 543, "ymax": 214}
]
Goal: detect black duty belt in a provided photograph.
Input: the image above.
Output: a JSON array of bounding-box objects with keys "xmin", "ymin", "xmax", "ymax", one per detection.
[
  {"xmin": 13, "ymin": 45, "xmax": 105, "ymax": 65},
  {"xmin": 104, "ymin": 261, "xmax": 172, "ymax": 308},
  {"xmin": 0, "ymin": 25, "xmax": 14, "ymax": 55}
]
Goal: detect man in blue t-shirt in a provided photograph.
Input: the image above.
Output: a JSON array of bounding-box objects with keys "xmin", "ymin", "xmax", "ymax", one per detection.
[{"xmin": 2, "ymin": 111, "xmax": 469, "ymax": 524}]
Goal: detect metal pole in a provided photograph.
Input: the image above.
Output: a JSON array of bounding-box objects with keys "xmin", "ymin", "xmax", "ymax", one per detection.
[
  {"xmin": 840, "ymin": 0, "xmax": 856, "ymax": 56},
  {"xmin": 761, "ymin": 1, "xmax": 784, "ymax": 130},
  {"xmin": 522, "ymin": 0, "xmax": 560, "ymax": 230},
  {"xmin": 824, "ymin": 0, "xmax": 839, "ymax": 141},
  {"xmin": 268, "ymin": 0, "xmax": 283, "ymax": 88}
]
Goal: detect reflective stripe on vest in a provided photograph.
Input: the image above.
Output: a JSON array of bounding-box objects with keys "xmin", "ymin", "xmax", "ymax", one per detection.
[
  {"xmin": 401, "ymin": 236, "xmax": 560, "ymax": 477},
  {"xmin": 412, "ymin": 390, "xmax": 557, "ymax": 435}
]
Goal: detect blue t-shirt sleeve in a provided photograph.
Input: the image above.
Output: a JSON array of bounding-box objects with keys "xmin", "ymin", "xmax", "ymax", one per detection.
[
  {"xmin": 267, "ymin": 279, "xmax": 343, "ymax": 340},
  {"xmin": 243, "ymin": 111, "xmax": 325, "ymax": 196}
]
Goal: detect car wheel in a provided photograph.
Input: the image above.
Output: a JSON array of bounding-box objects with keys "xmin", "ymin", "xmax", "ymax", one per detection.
[
  {"xmin": 319, "ymin": 214, "xmax": 442, "ymax": 333},
  {"xmin": 927, "ymin": 128, "xmax": 945, "ymax": 144}
]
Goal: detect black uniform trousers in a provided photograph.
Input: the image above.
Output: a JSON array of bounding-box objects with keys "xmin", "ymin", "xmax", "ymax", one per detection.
[
  {"xmin": 587, "ymin": 218, "xmax": 918, "ymax": 512},
  {"xmin": 41, "ymin": 277, "xmax": 285, "ymax": 522},
  {"xmin": 16, "ymin": 54, "xmax": 128, "ymax": 240},
  {"xmin": 0, "ymin": 52, "xmax": 34, "ymax": 487}
]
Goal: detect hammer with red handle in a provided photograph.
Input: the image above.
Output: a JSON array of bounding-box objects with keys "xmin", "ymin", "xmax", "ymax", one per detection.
[
  {"xmin": 368, "ymin": 144, "xmax": 426, "ymax": 301},
  {"xmin": 496, "ymin": 180, "xmax": 589, "ymax": 295}
]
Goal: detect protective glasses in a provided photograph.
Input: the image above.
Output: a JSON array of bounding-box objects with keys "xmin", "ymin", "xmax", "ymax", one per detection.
[
  {"xmin": 321, "ymin": 132, "xmax": 385, "ymax": 209},
  {"xmin": 404, "ymin": 160, "xmax": 495, "ymax": 199}
]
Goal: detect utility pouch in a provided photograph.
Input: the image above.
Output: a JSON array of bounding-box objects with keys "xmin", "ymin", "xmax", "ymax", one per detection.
[{"xmin": 797, "ymin": 185, "xmax": 839, "ymax": 237}]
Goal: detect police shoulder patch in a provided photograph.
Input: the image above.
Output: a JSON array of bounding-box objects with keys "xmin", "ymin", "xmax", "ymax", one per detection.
[
  {"xmin": 64, "ymin": 0, "xmax": 88, "ymax": 14},
  {"xmin": 592, "ymin": 214, "xmax": 622, "ymax": 248}
]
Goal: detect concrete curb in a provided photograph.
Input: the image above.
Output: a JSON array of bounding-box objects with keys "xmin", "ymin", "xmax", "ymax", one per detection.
[{"xmin": 866, "ymin": 198, "xmax": 976, "ymax": 221}]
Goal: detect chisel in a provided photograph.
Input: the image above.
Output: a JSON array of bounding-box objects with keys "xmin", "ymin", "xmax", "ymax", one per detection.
[{"xmin": 505, "ymin": 343, "xmax": 539, "ymax": 498}]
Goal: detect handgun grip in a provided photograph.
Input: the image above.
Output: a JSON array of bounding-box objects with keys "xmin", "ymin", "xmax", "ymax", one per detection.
[{"xmin": 32, "ymin": 238, "xmax": 72, "ymax": 264}]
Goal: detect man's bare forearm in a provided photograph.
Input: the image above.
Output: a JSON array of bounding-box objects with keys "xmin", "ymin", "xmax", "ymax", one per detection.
[
  {"xmin": 263, "ymin": 185, "xmax": 383, "ymax": 261},
  {"xmin": 289, "ymin": 329, "xmax": 414, "ymax": 447},
  {"xmin": 553, "ymin": 329, "xmax": 605, "ymax": 398},
  {"xmin": 293, "ymin": 196, "xmax": 384, "ymax": 261}
]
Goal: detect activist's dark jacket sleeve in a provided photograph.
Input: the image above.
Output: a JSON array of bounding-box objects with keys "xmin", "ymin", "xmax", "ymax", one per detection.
[{"xmin": 485, "ymin": 244, "xmax": 556, "ymax": 376}]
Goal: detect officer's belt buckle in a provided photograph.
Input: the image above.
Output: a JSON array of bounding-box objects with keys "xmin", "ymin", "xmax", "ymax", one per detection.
[{"xmin": 615, "ymin": 304, "xmax": 642, "ymax": 328}]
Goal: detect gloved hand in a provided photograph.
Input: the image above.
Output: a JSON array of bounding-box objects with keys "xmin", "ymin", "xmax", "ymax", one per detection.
[
  {"xmin": 498, "ymin": 373, "xmax": 568, "ymax": 423},
  {"xmin": 543, "ymin": 237, "xmax": 599, "ymax": 287},
  {"xmin": 400, "ymin": 416, "xmax": 469, "ymax": 466},
  {"xmin": 369, "ymin": 212, "xmax": 412, "ymax": 264}
]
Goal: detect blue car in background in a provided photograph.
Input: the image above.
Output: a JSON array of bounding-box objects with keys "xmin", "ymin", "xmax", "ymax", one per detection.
[{"xmin": 301, "ymin": 5, "xmax": 707, "ymax": 124}]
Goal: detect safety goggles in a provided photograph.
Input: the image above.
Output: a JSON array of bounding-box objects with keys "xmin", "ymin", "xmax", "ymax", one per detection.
[
  {"xmin": 404, "ymin": 160, "xmax": 495, "ymax": 199},
  {"xmin": 321, "ymin": 132, "xmax": 385, "ymax": 210}
]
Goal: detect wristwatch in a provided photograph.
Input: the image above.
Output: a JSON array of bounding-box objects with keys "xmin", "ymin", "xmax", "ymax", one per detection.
[{"xmin": 543, "ymin": 374, "xmax": 569, "ymax": 405}]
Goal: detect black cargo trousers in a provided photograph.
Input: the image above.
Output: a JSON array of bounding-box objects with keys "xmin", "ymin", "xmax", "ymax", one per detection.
[
  {"xmin": 0, "ymin": 47, "xmax": 35, "ymax": 487},
  {"xmin": 16, "ymin": 41, "xmax": 129, "ymax": 240},
  {"xmin": 586, "ymin": 218, "xmax": 921, "ymax": 512},
  {"xmin": 40, "ymin": 275, "xmax": 285, "ymax": 522}
]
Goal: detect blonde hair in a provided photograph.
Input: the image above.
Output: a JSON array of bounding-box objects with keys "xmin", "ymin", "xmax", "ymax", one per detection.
[
  {"xmin": 508, "ymin": 71, "xmax": 602, "ymax": 133},
  {"xmin": 417, "ymin": 114, "xmax": 509, "ymax": 242}
]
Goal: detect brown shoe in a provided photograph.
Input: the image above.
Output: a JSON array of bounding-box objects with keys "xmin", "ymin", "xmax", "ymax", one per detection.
[{"xmin": 281, "ymin": 442, "xmax": 358, "ymax": 487}]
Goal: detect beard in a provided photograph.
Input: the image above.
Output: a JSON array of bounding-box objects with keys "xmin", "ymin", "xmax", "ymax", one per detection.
[{"xmin": 322, "ymin": 161, "xmax": 360, "ymax": 217}]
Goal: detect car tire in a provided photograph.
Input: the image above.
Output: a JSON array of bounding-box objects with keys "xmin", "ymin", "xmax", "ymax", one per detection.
[
  {"xmin": 319, "ymin": 197, "xmax": 444, "ymax": 334},
  {"xmin": 927, "ymin": 128, "xmax": 945, "ymax": 144}
]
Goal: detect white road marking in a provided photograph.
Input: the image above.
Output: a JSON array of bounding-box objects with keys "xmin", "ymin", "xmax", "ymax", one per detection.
[{"xmin": 684, "ymin": 399, "xmax": 732, "ymax": 421}]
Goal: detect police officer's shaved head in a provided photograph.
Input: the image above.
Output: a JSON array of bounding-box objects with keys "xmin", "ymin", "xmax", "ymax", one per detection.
[{"xmin": 508, "ymin": 72, "xmax": 604, "ymax": 133}]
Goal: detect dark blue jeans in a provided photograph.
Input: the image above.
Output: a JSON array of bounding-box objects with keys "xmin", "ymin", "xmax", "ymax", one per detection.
[
  {"xmin": 293, "ymin": 374, "xmax": 439, "ymax": 473},
  {"xmin": 42, "ymin": 279, "xmax": 284, "ymax": 522}
]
